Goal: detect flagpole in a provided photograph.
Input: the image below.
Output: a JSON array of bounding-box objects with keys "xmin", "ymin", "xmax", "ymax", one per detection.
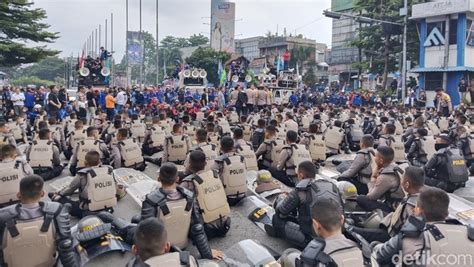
[
  {"xmin": 139, "ymin": 0, "xmax": 143, "ymax": 89},
  {"xmin": 156, "ymin": 0, "xmax": 159, "ymax": 85},
  {"xmin": 125, "ymin": 0, "xmax": 129, "ymax": 87}
]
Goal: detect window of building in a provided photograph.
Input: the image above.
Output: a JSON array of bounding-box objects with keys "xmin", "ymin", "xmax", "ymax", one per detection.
[
  {"xmin": 424, "ymin": 73, "xmax": 443, "ymax": 91},
  {"xmin": 467, "ymin": 20, "xmax": 474, "ymax": 46},
  {"xmin": 449, "ymin": 19, "xmax": 457, "ymax": 45}
]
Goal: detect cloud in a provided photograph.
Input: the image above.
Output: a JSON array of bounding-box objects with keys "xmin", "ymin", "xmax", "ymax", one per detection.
[{"xmin": 33, "ymin": 0, "xmax": 332, "ymax": 60}]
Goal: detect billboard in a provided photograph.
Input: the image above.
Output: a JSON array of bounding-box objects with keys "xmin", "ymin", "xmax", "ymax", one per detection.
[
  {"xmin": 127, "ymin": 31, "xmax": 142, "ymax": 65},
  {"xmin": 331, "ymin": 0, "xmax": 354, "ymax": 12},
  {"xmin": 210, "ymin": 0, "xmax": 235, "ymax": 53}
]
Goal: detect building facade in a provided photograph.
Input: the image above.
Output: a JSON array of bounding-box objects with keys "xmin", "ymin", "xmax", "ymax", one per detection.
[
  {"xmin": 329, "ymin": 0, "xmax": 360, "ymax": 83},
  {"xmin": 235, "ymin": 37, "xmax": 264, "ymax": 62},
  {"xmin": 411, "ymin": 0, "xmax": 474, "ymax": 106}
]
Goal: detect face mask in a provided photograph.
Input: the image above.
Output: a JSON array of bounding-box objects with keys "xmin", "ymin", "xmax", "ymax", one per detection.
[{"xmin": 435, "ymin": 143, "xmax": 449, "ymax": 151}]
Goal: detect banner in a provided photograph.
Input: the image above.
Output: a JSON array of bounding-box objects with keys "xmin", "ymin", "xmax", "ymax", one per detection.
[
  {"xmin": 210, "ymin": 0, "xmax": 235, "ymax": 53},
  {"xmin": 127, "ymin": 31, "xmax": 142, "ymax": 65}
]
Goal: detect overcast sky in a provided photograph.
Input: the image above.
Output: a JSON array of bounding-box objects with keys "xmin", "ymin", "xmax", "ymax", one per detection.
[{"xmin": 33, "ymin": 0, "xmax": 332, "ymax": 59}]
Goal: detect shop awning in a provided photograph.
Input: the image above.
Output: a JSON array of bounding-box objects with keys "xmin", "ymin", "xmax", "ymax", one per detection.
[{"xmin": 410, "ymin": 66, "xmax": 474, "ymax": 73}]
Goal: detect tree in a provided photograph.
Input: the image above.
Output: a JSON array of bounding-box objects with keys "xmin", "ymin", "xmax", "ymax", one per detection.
[
  {"xmin": 303, "ymin": 61, "xmax": 317, "ymax": 86},
  {"xmin": 0, "ymin": 0, "xmax": 59, "ymax": 67},
  {"xmin": 10, "ymin": 75, "xmax": 55, "ymax": 87},
  {"xmin": 14, "ymin": 56, "xmax": 64, "ymax": 81},
  {"xmin": 289, "ymin": 46, "xmax": 314, "ymax": 70},
  {"xmin": 186, "ymin": 47, "xmax": 230, "ymax": 85},
  {"xmin": 188, "ymin": 34, "xmax": 209, "ymax": 47},
  {"xmin": 349, "ymin": 0, "xmax": 422, "ymax": 90}
]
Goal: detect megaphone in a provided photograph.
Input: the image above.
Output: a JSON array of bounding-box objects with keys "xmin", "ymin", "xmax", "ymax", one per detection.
[
  {"xmin": 101, "ymin": 67, "xmax": 111, "ymax": 77},
  {"xmin": 245, "ymin": 74, "xmax": 252, "ymax": 83},
  {"xmin": 232, "ymin": 75, "xmax": 239, "ymax": 83},
  {"xmin": 79, "ymin": 67, "xmax": 90, "ymax": 77},
  {"xmin": 183, "ymin": 69, "xmax": 191, "ymax": 78},
  {"xmin": 191, "ymin": 69, "xmax": 199, "ymax": 78},
  {"xmin": 199, "ymin": 69, "xmax": 207, "ymax": 78}
]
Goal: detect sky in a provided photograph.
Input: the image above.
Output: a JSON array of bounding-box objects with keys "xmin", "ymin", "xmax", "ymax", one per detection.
[{"xmin": 32, "ymin": 0, "xmax": 333, "ymax": 60}]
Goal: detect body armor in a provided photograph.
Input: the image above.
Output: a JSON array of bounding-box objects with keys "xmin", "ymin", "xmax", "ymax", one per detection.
[
  {"xmin": 118, "ymin": 138, "xmax": 144, "ymax": 167},
  {"xmin": 166, "ymin": 135, "xmax": 189, "ymax": 163},
  {"xmin": 82, "ymin": 166, "xmax": 117, "ymax": 211},
  {"xmin": 77, "ymin": 139, "xmax": 102, "ymax": 168},
  {"xmin": 28, "ymin": 140, "xmax": 54, "ymax": 168},
  {"xmin": 0, "ymin": 161, "xmax": 24, "ymax": 205}
]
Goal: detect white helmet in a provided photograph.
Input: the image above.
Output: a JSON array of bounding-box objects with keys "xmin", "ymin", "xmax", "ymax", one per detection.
[
  {"xmin": 336, "ymin": 181, "xmax": 358, "ymax": 200},
  {"xmin": 33, "ymin": 104, "xmax": 42, "ymax": 110}
]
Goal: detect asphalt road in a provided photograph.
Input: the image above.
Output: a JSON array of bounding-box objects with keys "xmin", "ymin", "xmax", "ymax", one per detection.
[{"xmin": 46, "ymin": 159, "xmax": 291, "ymax": 267}]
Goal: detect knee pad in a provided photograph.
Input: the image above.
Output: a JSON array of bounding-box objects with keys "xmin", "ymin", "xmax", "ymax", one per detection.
[{"xmin": 131, "ymin": 215, "xmax": 142, "ymax": 224}]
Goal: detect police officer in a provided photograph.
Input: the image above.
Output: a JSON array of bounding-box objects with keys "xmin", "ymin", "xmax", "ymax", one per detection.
[
  {"xmin": 407, "ymin": 128, "xmax": 429, "ymax": 167},
  {"xmin": 70, "ymin": 126, "xmax": 110, "ymax": 176},
  {"xmin": 180, "ymin": 150, "xmax": 231, "ymax": 239},
  {"xmin": 162, "ymin": 123, "xmax": 191, "ymax": 166},
  {"xmin": 372, "ymin": 188, "xmax": 474, "ymax": 266},
  {"xmin": 233, "ymin": 127, "xmax": 250, "ymax": 149},
  {"xmin": 352, "ymin": 166, "xmax": 426, "ymax": 243},
  {"xmin": 0, "ymin": 175, "xmax": 77, "ymax": 267},
  {"xmin": 27, "ymin": 128, "xmax": 64, "ymax": 180},
  {"xmin": 64, "ymin": 119, "xmax": 86, "ymax": 160},
  {"xmin": 424, "ymin": 134, "xmax": 469, "ymax": 193},
  {"xmin": 269, "ymin": 130, "xmax": 300, "ymax": 186},
  {"xmin": 213, "ymin": 136, "xmax": 247, "ymax": 205},
  {"xmin": 356, "ymin": 146, "xmax": 404, "ymax": 212},
  {"xmin": 182, "ymin": 128, "xmax": 217, "ymax": 176},
  {"xmin": 0, "ymin": 121, "xmax": 16, "ymax": 147},
  {"xmin": 48, "ymin": 116, "xmax": 66, "ymax": 153},
  {"xmin": 255, "ymin": 126, "xmax": 277, "ymax": 170},
  {"xmin": 0, "ymin": 144, "xmax": 33, "ymax": 207},
  {"xmin": 279, "ymin": 199, "xmax": 364, "ymax": 267},
  {"xmin": 378, "ymin": 123, "xmax": 397, "ymax": 148},
  {"xmin": 135, "ymin": 163, "xmax": 223, "ymax": 260},
  {"xmin": 51, "ymin": 150, "xmax": 118, "ymax": 218},
  {"xmin": 456, "ymin": 125, "xmax": 474, "ymax": 173},
  {"xmin": 142, "ymin": 117, "xmax": 166, "ymax": 156},
  {"xmin": 266, "ymin": 161, "xmax": 342, "ymax": 249},
  {"xmin": 111, "ymin": 128, "xmax": 146, "ymax": 170},
  {"xmin": 126, "ymin": 218, "xmax": 203, "ymax": 267},
  {"xmin": 337, "ymin": 135, "xmax": 375, "ymax": 195}
]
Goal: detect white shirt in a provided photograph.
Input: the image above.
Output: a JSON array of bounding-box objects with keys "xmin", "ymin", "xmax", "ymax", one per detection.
[
  {"xmin": 116, "ymin": 92, "xmax": 128, "ymax": 105},
  {"xmin": 11, "ymin": 92, "xmax": 25, "ymax": 106}
]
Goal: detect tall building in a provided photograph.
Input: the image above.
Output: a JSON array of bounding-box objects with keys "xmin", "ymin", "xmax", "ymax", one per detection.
[
  {"xmin": 328, "ymin": 0, "xmax": 360, "ymax": 82},
  {"xmin": 410, "ymin": 0, "xmax": 474, "ymax": 106},
  {"xmin": 210, "ymin": 0, "xmax": 236, "ymax": 53},
  {"xmin": 235, "ymin": 37, "xmax": 264, "ymax": 62}
]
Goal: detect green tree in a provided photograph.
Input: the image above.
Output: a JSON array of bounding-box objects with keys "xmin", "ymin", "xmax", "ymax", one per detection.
[
  {"xmin": 302, "ymin": 61, "xmax": 317, "ymax": 86},
  {"xmin": 14, "ymin": 56, "xmax": 64, "ymax": 81},
  {"xmin": 186, "ymin": 47, "xmax": 230, "ymax": 85},
  {"xmin": 0, "ymin": 0, "xmax": 59, "ymax": 67},
  {"xmin": 188, "ymin": 34, "xmax": 209, "ymax": 46},
  {"xmin": 10, "ymin": 76, "xmax": 55, "ymax": 87},
  {"xmin": 349, "ymin": 0, "xmax": 422, "ymax": 90},
  {"xmin": 289, "ymin": 46, "xmax": 314, "ymax": 70}
]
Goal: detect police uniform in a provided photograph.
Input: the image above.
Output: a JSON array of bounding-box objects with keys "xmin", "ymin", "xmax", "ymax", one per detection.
[
  {"xmin": 163, "ymin": 134, "xmax": 191, "ymax": 165},
  {"xmin": 69, "ymin": 137, "xmax": 110, "ymax": 176},
  {"xmin": 269, "ymin": 178, "xmax": 343, "ymax": 249},
  {"xmin": 280, "ymin": 235, "xmax": 363, "ymax": 267},
  {"xmin": 255, "ymin": 138, "xmax": 275, "ymax": 169},
  {"xmin": 137, "ymin": 187, "xmax": 214, "ymax": 259},
  {"xmin": 27, "ymin": 140, "xmax": 64, "ymax": 180},
  {"xmin": 57, "ymin": 166, "xmax": 117, "ymax": 217},
  {"xmin": 424, "ymin": 146, "xmax": 468, "ymax": 193},
  {"xmin": 126, "ymin": 251, "xmax": 198, "ymax": 267},
  {"xmin": 0, "ymin": 133, "xmax": 16, "ymax": 147},
  {"xmin": 111, "ymin": 139, "xmax": 146, "ymax": 171},
  {"xmin": 142, "ymin": 124, "xmax": 166, "ymax": 156},
  {"xmin": 0, "ymin": 158, "xmax": 34, "ymax": 207},
  {"xmin": 356, "ymin": 163, "xmax": 404, "ymax": 212},
  {"xmin": 212, "ymin": 152, "xmax": 247, "ymax": 205},
  {"xmin": 407, "ymin": 137, "xmax": 428, "ymax": 167},
  {"xmin": 284, "ymin": 119, "xmax": 299, "ymax": 134},
  {"xmin": 456, "ymin": 132, "xmax": 474, "ymax": 169},
  {"xmin": 0, "ymin": 202, "xmax": 77, "ymax": 267},
  {"xmin": 180, "ymin": 170, "xmax": 231, "ymax": 239},
  {"xmin": 372, "ymin": 217, "xmax": 474, "ymax": 267},
  {"xmin": 337, "ymin": 148, "xmax": 374, "ymax": 195}
]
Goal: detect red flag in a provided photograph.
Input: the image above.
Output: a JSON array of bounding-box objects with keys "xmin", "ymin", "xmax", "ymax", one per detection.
[{"xmin": 79, "ymin": 50, "xmax": 85, "ymax": 68}]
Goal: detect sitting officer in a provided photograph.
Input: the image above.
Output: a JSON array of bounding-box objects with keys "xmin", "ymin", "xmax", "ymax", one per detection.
[
  {"xmin": 183, "ymin": 128, "xmax": 218, "ymax": 175},
  {"xmin": 378, "ymin": 123, "xmax": 397, "ymax": 148},
  {"xmin": 0, "ymin": 175, "xmax": 77, "ymax": 267},
  {"xmin": 0, "ymin": 121, "xmax": 16, "ymax": 147},
  {"xmin": 372, "ymin": 187, "xmax": 474, "ymax": 266},
  {"xmin": 266, "ymin": 161, "xmax": 343, "ymax": 249},
  {"xmin": 352, "ymin": 166, "xmax": 426, "ymax": 243},
  {"xmin": 27, "ymin": 128, "xmax": 64, "ymax": 180},
  {"xmin": 407, "ymin": 128, "xmax": 429, "ymax": 167},
  {"xmin": 161, "ymin": 123, "xmax": 191, "ymax": 166},
  {"xmin": 356, "ymin": 146, "xmax": 404, "ymax": 213},
  {"xmin": 255, "ymin": 126, "xmax": 277, "ymax": 170},
  {"xmin": 455, "ymin": 125, "xmax": 474, "ymax": 174},
  {"xmin": 51, "ymin": 151, "xmax": 118, "ymax": 218},
  {"xmin": 111, "ymin": 128, "xmax": 146, "ymax": 171},
  {"xmin": 269, "ymin": 130, "xmax": 300, "ymax": 187},
  {"xmin": 70, "ymin": 126, "xmax": 109, "ymax": 176},
  {"xmin": 127, "ymin": 218, "xmax": 204, "ymax": 267},
  {"xmin": 337, "ymin": 135, "xmax": 375, "ymax": 195},
  {"xmin": 134, "ymin": 163, "xmax": 222, "ymax": 260},
  {"xmin": 213, "ymin": 136, "xmax": 247, "ymax": 205},
  {"xmin": 233, "ymin": 127, "xmax": 250, "ymax": 149},
  {"xmin": 180, "ymin": 150, "xmax": 231, "ymax": 239},
  {"xmin": 48, "ymin": 117, "xmax": 67, "ymax": 153},
  {"xmin": 64, "ymin": 120, "xmax": 86, "ymax": 160},
  {"xmin": 279, "ymin": 199, "xmax": 364, "ymax": 267},
  {"xmin": 424, "ymin": 134, "xmax": 469, "ymax": 193},
  {"xmin": 0, "ymin": 144, "xmax": 33, "ymax": 207},
  {"xmin": 142, "ymin": 117, "xmax": 166, "ymax": 156}
]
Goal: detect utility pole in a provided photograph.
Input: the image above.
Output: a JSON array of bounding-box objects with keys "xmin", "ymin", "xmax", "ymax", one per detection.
[
  {"xmin": 401, "ymin": 0, "xmax": 408, "ymax": 101},
  {"xmin": 139, "ymin": 0, "xmax": 143, "ymax": 89},
  {"xmin": 126, "ymin": 0, "xmax": 129, "ymax": 87},
  {"xmin": 156, "ymin": 0, "xmax": 160, "ymax": 85},
  {"xmin": 105, "ymin": 19, "xmax": 108, "ymax": 50}
]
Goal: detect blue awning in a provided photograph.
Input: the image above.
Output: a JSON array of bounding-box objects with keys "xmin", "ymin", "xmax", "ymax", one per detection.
[{"xmin": 410, "ymin": 66, "xmax": 474, "ymax": 73}]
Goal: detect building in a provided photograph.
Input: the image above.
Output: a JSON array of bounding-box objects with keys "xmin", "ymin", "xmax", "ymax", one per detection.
[
  {"xmin": 235, "ymin": 36, "xmax": 264, "ymax": 62},
  {"xmin": 328, "ymin": 0, "xmax": 360, "ymax": 83},
  {"xmin": 410, "ymin": 0, "xmax": 474, "ymax": 106},
  {"xmin": 210, "ymin": 0, "xmax": 236, "ymax": 53}
]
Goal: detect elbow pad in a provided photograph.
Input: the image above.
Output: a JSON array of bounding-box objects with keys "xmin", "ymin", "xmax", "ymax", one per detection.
[
  {"xmin": 57, "ymin": 238, "xmax": 78, "ymax": 267},
  {"xmin": 190, "ymin": 224, "xmax": 213, "ymax": 259}
]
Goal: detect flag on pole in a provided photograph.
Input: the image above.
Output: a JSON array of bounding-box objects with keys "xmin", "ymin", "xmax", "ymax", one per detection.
[
  {"xmin": 220, "ymin": 68, "xmax": 227, "ymax": 86},
  {"xmin": 79, "ymin": 50, "xmax": 85, "ymax": 68},
  {"xmin": 296, "ymin": 62, "xmax": 300, "ymax": 88}
]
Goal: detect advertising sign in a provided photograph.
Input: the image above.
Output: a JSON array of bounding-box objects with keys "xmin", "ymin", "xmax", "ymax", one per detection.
[{"xmin": 211, "ymin": 0, "xmax": 236, "ymax": 53}]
